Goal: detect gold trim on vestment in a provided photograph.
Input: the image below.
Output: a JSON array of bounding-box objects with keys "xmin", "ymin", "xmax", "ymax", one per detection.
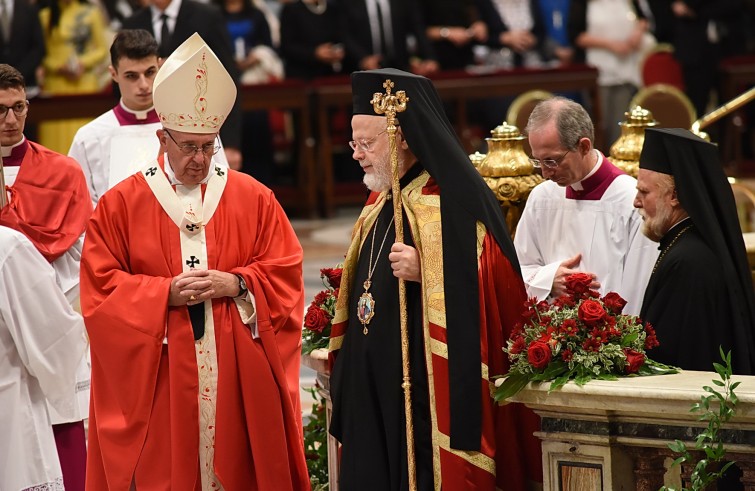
[
  {"xmin": 434, "ymin": 432, "xmax": 497, "ymax": 474},
  {"xmin": 428, "ymin": 338, "xmax": 491, "ymax": 383},
  {"xmin": 331, "ymin": 171, "xmax": 497, "ymax": 486}
]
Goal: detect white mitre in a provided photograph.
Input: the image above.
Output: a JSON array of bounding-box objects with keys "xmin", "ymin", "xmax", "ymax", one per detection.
[{"xmin": 153, "ymin": 32, "xmax": 236, "ymax": 133}]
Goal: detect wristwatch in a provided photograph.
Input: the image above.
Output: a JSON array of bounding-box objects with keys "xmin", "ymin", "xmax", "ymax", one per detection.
[
  {"xmin": 235, "ymin": 274, "xmax": 248, "ymax": 298},
  {"xmin": 440, "ymin": 27, "xmax": 450, "ymax": 39}
]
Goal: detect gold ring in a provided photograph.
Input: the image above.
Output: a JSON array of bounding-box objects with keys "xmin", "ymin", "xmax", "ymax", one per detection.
[{"xmin": 189, "ymin": 295, "xmax": 196, "ymax": 301}]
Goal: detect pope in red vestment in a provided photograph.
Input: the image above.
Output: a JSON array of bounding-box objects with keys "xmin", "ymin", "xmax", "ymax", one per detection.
[
  {"xmin": 79, "ymin": 34, "xmax": 309, "ymax": 490},
  {"xmin": 81, "ymin": 160, "xmax": 309, "ymax": 490}
]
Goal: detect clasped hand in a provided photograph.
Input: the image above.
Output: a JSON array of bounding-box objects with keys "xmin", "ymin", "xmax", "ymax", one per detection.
[
  {"xmin": 169, "ymin": 269, "xmax": 238, "ymax": 306},
  {"xmin": 388, "ymin": 243, "xmax": 421, "ymax": 283}
]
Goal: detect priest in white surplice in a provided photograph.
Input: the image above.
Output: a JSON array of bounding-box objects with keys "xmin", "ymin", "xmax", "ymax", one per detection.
[
  {"xmin": 514, "ymin": 97, "xmax": 658, "ymax": 315},
  {"xmin": 68, "ymin": 29, "xmax": 228, "ymax": 206},
  {"xmin": 0, "ymin": 226, "xmax": 88, "ymax": 491}
]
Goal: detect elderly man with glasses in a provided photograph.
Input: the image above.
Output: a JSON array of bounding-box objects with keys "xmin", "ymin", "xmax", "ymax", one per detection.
[
  {"xmin": 80, "ymin": 34, "xmax": 309, "ymax": 490},
  {"xmin": 513, "ymin": 96, "xmax": 658, "ymax": 315},
  {"xmin": 0, "ymin": 63, "xmax": 92, "ymax": 491}
]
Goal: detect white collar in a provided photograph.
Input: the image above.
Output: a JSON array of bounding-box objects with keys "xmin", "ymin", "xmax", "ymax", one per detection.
[
  {"xmin": 570, "ymin": 149, "xmax": 602, "ymax": 191},
  {"xmin": 164, "ymin": 152, "xmax": 213, "ymax": 186},
  {"xmin": 2, "ymin": 136, "xmax": 25, "ymax": 157},
  {"xmin": 119, "ymin": 99, "xmax": 155, "ymax": 120}
]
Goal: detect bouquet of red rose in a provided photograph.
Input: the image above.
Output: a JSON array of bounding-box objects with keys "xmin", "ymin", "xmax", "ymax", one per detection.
[
  {"xmin": 495, "ymin": 273, "xmax": 678, "ymax": 402},
  {"xmin": 302, "ymin": 266, "xmax": 342, "ymax": 355}
]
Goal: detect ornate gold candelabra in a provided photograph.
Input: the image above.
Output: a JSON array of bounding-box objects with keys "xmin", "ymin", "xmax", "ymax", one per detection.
[
  {"xmin": 472, "ymin": 121, "xmax": 543, "ymax": 237},
  {"xmin": 370, "ymin": 80, "xmax": 417, "ymax": 491},
  {"xmin": 608, "ymin": 106, "xmax": 659, "ymax": 177}
]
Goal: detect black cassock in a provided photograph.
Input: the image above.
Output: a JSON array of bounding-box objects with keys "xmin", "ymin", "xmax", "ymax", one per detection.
[
  {"xmin": 330, "ymin": 170, "xmax": 434, "ymax": 491},
  {"xmin": 640, "ymin": 220, "xmax": 754, "ymax": 374}
]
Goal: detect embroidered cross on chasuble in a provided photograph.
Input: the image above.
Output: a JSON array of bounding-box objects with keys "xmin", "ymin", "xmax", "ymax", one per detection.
[{"xmin": 141, "ymin": 156, "xmax": 228, "ymax": 489}]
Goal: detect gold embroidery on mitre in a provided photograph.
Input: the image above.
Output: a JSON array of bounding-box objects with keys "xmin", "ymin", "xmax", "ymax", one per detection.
[{"xmin": 160, "ymin": 52, "xmax": 226, "ymax": 129}]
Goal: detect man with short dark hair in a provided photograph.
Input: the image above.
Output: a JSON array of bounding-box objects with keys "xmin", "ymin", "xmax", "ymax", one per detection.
[
  {"xmin": 69, "ymin": 29, "xmax": 229, "ymax": 205},
  {"xmin": 0, "ymin": 63, "xmax": 92, "ymax": 491},
  {"xmin": 514, "ymin": 96, "xmax": 658, "ymax": 314},
  {"xmin": 634, "ymin": 127, "xmax": 755, "ymax": 374}
]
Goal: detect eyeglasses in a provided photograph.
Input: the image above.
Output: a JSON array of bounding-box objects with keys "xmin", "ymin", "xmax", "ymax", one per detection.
[
  {"xmin": 349, "ymin": 129, "xmax": 388, "ymax": 153},
  {"xmin": 164, "ymin": 129, "xmax": 220, "ymax": 156},
  {"xmin": 529, "ymin": 149, "xmax": 571, "ymax": 169},
  {"xmin": 0, "ymin": 100, "xmax": 29, "ymax": 120}
]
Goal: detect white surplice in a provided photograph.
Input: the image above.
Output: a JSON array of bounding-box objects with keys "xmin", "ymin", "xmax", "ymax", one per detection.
[
  {"xmin": 0, "ymin": 226, "xmax": 88, "ymax": 491},
  {"xmin": 514, "ymin": 167, "xmax": 659, "ymax": 316},
  {"xmin": 3, "ymin": 148, "xmax": 89, "ymax": 424}
]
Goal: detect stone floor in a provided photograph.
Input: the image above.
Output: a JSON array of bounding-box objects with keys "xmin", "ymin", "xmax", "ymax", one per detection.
[{"xmin": 290, "ymin": 207, "xmax": 361, "ymax": 414}]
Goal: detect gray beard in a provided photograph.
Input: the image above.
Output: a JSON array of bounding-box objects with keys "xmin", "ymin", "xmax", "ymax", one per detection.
[
  {"xmin": 362, "ymin": 154, "xmax": 393, "ymax": 192},
  {"xmin": 640, "ymin": 201, "xmax": 673, "ymax": 243}
]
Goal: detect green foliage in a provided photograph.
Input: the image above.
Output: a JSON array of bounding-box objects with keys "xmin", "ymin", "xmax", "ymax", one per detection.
[
  {"xmin": 303, "ymin": 386, "xmax": 329, "ymax": 490},
  {"xmin": 660, "ymin": 348, "xmax": 740, "ymax": 491}
]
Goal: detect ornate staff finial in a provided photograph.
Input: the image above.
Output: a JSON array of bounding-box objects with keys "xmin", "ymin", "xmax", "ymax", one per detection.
[
  {"xmin": 370, "ymin": 79, "xmax": 409, "ymax": 127},
  {"xmin": 370, "ymin": 77, "xmax": 417, "ymax": 491}
]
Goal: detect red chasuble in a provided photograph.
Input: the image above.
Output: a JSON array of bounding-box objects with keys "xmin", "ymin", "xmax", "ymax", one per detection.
[
  {"xmin": 0, "ymin": 140, "xmax": 92, "ymax": 262},
  {"xmin": 81, "ymin": 166, "xmax": 309, "ymax": 490},
  {"xmin": 329, "ymin": 174, "xmax": 542, "ymax": 489}
]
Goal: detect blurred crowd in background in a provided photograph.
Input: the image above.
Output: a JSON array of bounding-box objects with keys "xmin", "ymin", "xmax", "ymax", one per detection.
[{"xmin": 4, "ymin": 0, "xmax": 755, "ymax": 184}]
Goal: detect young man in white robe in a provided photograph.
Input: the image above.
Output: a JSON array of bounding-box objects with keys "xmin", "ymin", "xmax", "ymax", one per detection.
[
  {"xmin": 513, "ymin": 96, "xmax": 658, "ymax": 315},
  {"xmin": 69, "ymin": 29, "xmax": 228, "ymax": 206},
  {"xmin": 0, "ymin": 63, "xmax": 92, "ymax": 490},
  {"xmin": 0, "ymin": 226, "xmax": 88, "ymax": 491}
]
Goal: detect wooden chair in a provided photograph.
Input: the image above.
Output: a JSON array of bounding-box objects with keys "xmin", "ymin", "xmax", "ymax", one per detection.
[
  {"xmin": 640, "ymin": 43, "xmax": 685, "ymax": 90},
  {"xmin": 506, "ymin": 90, "xmax": 554, "ymax": 130},
  {"xmin": 629, "ymin": 84, "xmax": 697, "ymax": 129}
]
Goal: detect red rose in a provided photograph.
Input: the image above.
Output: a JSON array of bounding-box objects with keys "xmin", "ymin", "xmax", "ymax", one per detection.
[
  {"xmin": 321, "ymin": 268, "xmax": 342, "ymax": 289},
  {"xmin": 578, "ymin": 299, "xmax": 607, "ymax": 326},
  {"xmin": 564, "ymin": 273, "xmax": 594, "ymax": 297},
  {"xmin": 624, "ymin": 349, "xmax": 645, "ymax": 374},
  {"xmin": 602, "ymin": 292, "xmax": 628, "ymax": 314},
  {"xmin": 527, "ymin": 340, "xmax": 552, "ymax": 370},
  {"xmin": 304, "ymin": 303, "xmax": 331, "ymax": 333}
]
